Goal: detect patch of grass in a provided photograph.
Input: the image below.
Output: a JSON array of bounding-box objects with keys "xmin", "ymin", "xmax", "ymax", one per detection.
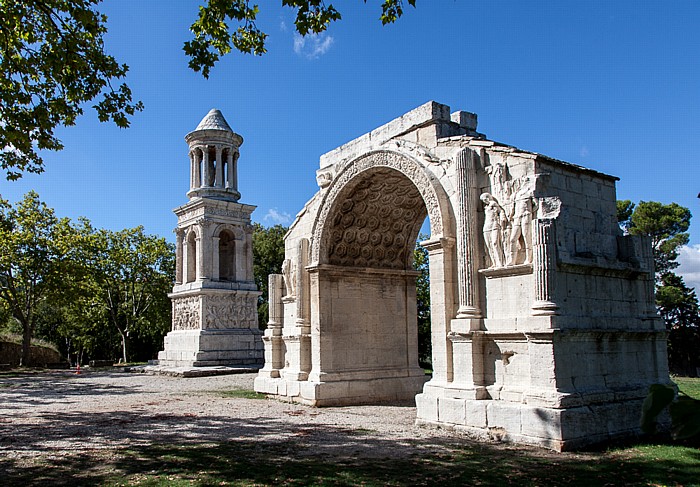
[
  {"xmin": 674, "ymin": 376, "xmax": 700, "ymax": 399},
  {"xmin": 216, "ymin": 388, "xmax": 267, "ymax": 400}
]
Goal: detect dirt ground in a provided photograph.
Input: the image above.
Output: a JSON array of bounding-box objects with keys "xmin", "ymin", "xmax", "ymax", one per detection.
[{"xmin": 0, "ymin": 369, "xmax": 580, "ymax": 480}]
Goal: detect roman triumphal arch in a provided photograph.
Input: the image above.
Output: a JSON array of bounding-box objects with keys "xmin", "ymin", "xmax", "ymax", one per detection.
[{"xmin": 254, "ymin": 102, "xmax": 670, "ymax": 451}]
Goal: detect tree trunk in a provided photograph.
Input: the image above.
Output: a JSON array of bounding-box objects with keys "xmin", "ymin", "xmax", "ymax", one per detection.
[
  {"xmin": 119, "ymin": 331, "xmax": 128, "ymax": 364},
  {"xmin": 20, "ymin": 320, "xmax": 32, "ymax": 367}
]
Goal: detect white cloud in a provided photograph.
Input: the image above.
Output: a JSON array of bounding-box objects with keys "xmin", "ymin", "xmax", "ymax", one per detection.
[
  {"xmin": 263, "ymin": 208, "xmax": 292, "ymax": 226},
  {"xmin": 579, "ymin": 146, "xmax": 590, "ymax": 158},
  {"xmin": 293, "ymin": 32, "xmax": 334, "ymax": 59},
  {"xmin": 677, "ymin": 244, "xmax": 700, "ymax": 292},
  {"xmin": 279, "ymin": 19, "xmax": 288, "ymax": 32}
]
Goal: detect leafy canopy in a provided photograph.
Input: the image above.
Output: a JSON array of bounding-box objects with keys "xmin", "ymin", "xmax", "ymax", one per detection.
[
  {"xmin": 252, "ymin": 223, "xmax": 287, "ymax": 327},
  {"xmin": 0, "ymin": 191, "xmax": 82, "ymax": 364},
  {"xmin": 618, "ymin": 200, "xmax": 692, "ymax": 275},
  {"xmin": 2, "ymin": 1, "xmax": 416, "ymax": 179},
  {"xmin": 185, "ymin": 0, "xmax": 417, "ymax": 77},
  {"xmin": 0, "ymin": 0, "xmax": 143, "ymax": 180}
]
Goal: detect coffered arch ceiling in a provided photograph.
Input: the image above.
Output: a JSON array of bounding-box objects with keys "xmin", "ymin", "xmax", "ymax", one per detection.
[{"xmin": 324, "ymin": 167, "xmax": 427, "ymax": 270}]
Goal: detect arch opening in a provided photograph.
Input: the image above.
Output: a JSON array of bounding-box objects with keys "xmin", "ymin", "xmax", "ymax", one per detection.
[{"xmin": 316, "ymin": 167, "xmax": 432, "ymax": 391}]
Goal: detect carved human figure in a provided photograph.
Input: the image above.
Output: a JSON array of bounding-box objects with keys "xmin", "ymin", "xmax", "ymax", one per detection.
[
  {"xmin": 485, "ymin": 162, "xmax": 512, "ymax": 206},
  {"xmin": 282, "ymin": 258, "xmax": 296, "ymax": 297},
  {"xmin": 507, "ymin": 176, "xmax": 536, "ymax": 266},
  {"xmin": 480, "ymin": 193, "xmax": 507, "ymax": 268}
]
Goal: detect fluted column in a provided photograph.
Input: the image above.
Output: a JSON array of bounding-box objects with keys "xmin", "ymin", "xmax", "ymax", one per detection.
[
  {"xmin": 232, "ymin": 152, "xmax": 239, "ymax": 191},
  {"xmin": 193, "ymin": 149, "xmax": 202, "ymax": 188},
  {"xmin": 455, "ymin": 148, "xmax": 481, "ymax": 319},
  {"xmin": 531, "ymin": 219, "xmax": 558, "ymax": 315},
  {"xmin": 188, "ymin": 151, "xmax": 195, "ymax": 190},
  {"xmin": 226, "ymin": 151, "xmax": 234, "ymax": 190},
  {"xmin": 215, "ymin": 146, "xmax": 224, "ymax": 188},
  {"xmin": 202, "ymin": 147, "xmax": 212, "ymax": 187}
]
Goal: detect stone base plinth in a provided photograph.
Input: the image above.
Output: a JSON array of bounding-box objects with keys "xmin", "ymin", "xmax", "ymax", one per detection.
[
  {"xmin": 415, "ymin": 389, "xmax": 650, "ymax": 451},
  {"xmin": 158, "ymin": 329, "xmax": 263, "ymax": 367},
  {"xmin": 254, "ymin": 373, "xmax": 428, "ymax": 406}
]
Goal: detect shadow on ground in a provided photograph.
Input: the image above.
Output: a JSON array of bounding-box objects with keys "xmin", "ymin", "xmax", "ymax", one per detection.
[
  {"xmin": 1, "ymin": 407, "xmax": 699, "ymax": 486},
  {"xmin": 0, "ymin": 371, "xmax": 140, "ymax": 408}
]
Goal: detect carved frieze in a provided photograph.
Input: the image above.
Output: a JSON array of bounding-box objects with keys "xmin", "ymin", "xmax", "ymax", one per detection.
[
  {"xmin": 172, "ymin": 296, "xmax": 200, "ymax": 330},
  {"xmin": 202, "ymin": 294, "xmax": 258, "ymax": 329}
]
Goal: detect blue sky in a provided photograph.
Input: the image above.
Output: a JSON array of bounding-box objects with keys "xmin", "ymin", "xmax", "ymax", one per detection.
[{"xmin": 2, "ymin": 0, "xmax": 699, "ymax": 288}]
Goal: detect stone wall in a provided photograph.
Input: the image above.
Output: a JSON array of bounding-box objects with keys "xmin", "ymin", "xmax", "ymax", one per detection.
[{"xmin": 0, "ymin": 341, "xmax": 62, "ymax": 367}]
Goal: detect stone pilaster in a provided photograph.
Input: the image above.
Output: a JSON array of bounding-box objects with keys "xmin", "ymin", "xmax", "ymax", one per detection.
[
  {"xmin": 212, "ymin": 235, "xmax": 220, "ymax": 280},
  {"xmin": 421, "ymin": 237, "xmax": 455, "ymax": 385},
  {"xmin": 174, "ymin": 228, "xmax": 184, "ymax": 285},
  {"xmin": 531, "ymin": 218, "xmax": 558, "ymax": 316}
]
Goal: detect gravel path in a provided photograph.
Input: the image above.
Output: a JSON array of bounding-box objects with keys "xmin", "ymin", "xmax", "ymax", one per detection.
[{"xmin": 0, "ymin": 369, "xmax": 484, "ymax": 464}]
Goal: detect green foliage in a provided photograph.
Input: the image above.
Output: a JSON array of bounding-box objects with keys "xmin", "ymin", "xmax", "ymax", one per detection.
[
  {"xmin": 0, "ymin": 191, "xmax": 80, "ymax": 365},
  {"xmin": 0, "ymin": 0, "xmax": 142, "ymax": 180},
  {"xmin": 78, "ymin": 226, "xmax": 175, "ymax": 363},
  {"xmin": 656, "ymin": 272, "xmax": 700, "ymax": 375},
  {"xmin": 414, "ymin": 234, "xmax": 431, "ymax": 367},
  {"xmin": 627, "ymin": 201, "xmax": 691, "ymax": 275},
  {"xmin": 616, "ymin": 199, "xmax": 635, "ymax": 233},
  {"xmin": 185, "ymin": 1, "xmax": 417, "ymax": 76},
  {"xmin": 0, "ymin": 192, "xmax": 175, "ymax": 364},
  {"xmin": 618, "ymin": 200, "xmax": 698, "ymax": 375},
  {"xmin": 252, "ymin": 223, "xmax": 287, "ymax": 328}
]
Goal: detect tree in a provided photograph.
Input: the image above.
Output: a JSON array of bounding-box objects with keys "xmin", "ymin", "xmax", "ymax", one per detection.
[
  {"xmin": 616, "ymin": 199, "xmax": 635, "ymax": 234},
  {"xmin": 617, "ymin": 200, "xmax": 699, "ymax": 376},
  {"xmin": 83, "ymin": 226, "xmax": 174, "ymax": 363},
  {"xmin": 414, "ymin": 234, "xmax": 431, "ymax": 367},
  {"xmin": 252, "ymin": 223, "xmax": 287, "ymax": 327},
  {"xmin": 185, "ymin": 0, "xmax": 417, "ymax": 77},
  {"xmin": 1, "ymin": 0, "xmax": 143, "ymax": 180},
  {"xmin": 0, "ymin": 191, "xmax": 80, "ymax": 365},
  {"xmin": 2, "ymin": 1, "xmax": 414, "ymax": 179},
  {"xmin": 627, "ymin": 201, "xmax": 692, "ymax": 275},
  {"xmin": 656, "ymin": 272, "xmax": 700, "ymax": 375}
]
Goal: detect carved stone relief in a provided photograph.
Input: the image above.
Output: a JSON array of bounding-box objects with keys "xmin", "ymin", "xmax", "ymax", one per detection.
[
  {"xmin": 282, "ymin": 258, "xmax": 297, "ymax": 297},
  {"xmin": 172, "ymin": 296, "xmax": 200, "ymax": 330},
  {"xmin": 482, "ymin": 164, "xmax": 537, "ymax": 268},
  {"xmin": 203, "ymin": 294, "xmax": 258, "ymax": 329}
]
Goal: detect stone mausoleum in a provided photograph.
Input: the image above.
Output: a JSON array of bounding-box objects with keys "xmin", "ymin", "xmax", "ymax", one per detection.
[
  {"xmin": 158, "ymin": 109, "xmax": 263, "ymax": 367},
  {"xmin": 253, "ymin": 101, "xmax": 670, "ymax": 450}
]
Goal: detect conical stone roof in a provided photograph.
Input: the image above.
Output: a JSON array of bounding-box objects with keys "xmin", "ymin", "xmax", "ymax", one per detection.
[{"xmin": 194, "ymin": 109, "xmax": 233, "ymax": 132}]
